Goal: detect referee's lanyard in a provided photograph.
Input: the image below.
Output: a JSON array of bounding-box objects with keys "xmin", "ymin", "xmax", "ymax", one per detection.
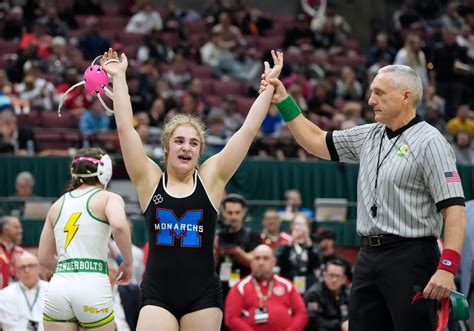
[
  {"xmin": 252, "ymin": 277, "xmax": 273, "ymax": 307},
  {"xmin": 20, "ymin": 284, "xmax": 40, "ymax": 313},
  {"xmin": 371, "ymin": 132, "xmax": 402, "ymax": 218}
]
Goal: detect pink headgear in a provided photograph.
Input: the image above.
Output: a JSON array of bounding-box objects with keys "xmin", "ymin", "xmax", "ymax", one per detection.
[{"xmin": 58, "ymin": 55, "xmax": 119, "ymax": 117}]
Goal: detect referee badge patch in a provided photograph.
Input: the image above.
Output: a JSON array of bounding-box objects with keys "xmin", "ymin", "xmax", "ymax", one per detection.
[{"xmin": 396, "ymin": 144, "xmax": 410, "ymax": 157}]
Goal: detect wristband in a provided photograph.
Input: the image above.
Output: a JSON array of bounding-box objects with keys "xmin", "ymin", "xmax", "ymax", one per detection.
[
  {"xmin": 116, "ymin": 255, "xmax": 123, "ymax": 266},
  {"xmin": 276, "ymin": 96, "xmax": 302, "ymax": 122},
  {"xmin": 437, "ymin": 248, "xmax": 461, "ymax": 274}
]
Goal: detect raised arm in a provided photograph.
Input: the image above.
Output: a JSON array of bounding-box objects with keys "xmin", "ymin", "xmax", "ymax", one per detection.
[
  {"xmin": 261, "ymin": 78, "xmax": 331, "ymax": 160},
  {"xmin": 101, "ymin": 49, "xmax": 161, "ymax": 209},
  {"xmin": 201, "ymin": 51, "xmax": 281, "ymax": 193},
  {"xmin": 105, "ymin": 193, "xmax": 133, "ymax": 286}
]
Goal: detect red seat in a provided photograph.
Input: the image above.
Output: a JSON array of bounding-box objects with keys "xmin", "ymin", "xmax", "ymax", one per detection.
[
  {"xmin": 160, "ymin": 32, "xmax": 180, "ymax": 49},
  {"xmin": 257, "ymin": 36, "xmax": 283, "ymax": 52},
  {"xmin": 212, "ymin": 80, "xmax": 242, "ymax": 96},
  {"xmin": 41, "ymin": 112, "xmax": 75, "ymax": 129},
  {"xmin": 184, "ymin": 21, "xmax": 209, "ymax": 35},
  {"xmin": 235, "ymin": 96, "xmax": 254, "ymax": 116},
  {"xmin": 116, "ymin": 32, "xmax": 144, "ymax": 45},
  {"xmin": 17, "ymin": 111, "xmax": 41, "ymax": 128},
  {"xmin": 0, "ymin": 40, "xmax": 19, "ymax": 54},
  {"xmin": 35, "ymin": 131, "xmax": 67, "ymax": 151},
  {"xmin": 190, "ymin": 64, "xmax": 214, "ymax": 79}
]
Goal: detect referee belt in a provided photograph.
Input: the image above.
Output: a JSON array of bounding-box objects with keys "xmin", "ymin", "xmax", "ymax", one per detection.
[{"xmin": 361, "ymin": 234, "xmax": 435, "ymax": 247}]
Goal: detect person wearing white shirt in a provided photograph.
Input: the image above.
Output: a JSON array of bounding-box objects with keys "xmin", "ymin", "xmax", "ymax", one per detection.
[
  {"xmin": 108, "ymin": 258, "xmax": 140, "ymax": 331},
  {"xmin": 0, "ymin": 252, "xmax": 48, "ymax": 331}
]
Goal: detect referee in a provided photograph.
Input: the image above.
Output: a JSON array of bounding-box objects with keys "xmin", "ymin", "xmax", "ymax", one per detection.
[{"xmin": 259, "ymin": 65, "xmax": 466, "ymax": 331}]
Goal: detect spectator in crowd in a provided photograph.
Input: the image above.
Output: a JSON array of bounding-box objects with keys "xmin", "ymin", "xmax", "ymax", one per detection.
[
  {"xmin": 447, "ymin": 104, "xmax": 474, "ymax": 138},
  {"xmin": 214, "ymin": 42, "xmax": 262, "ymax": 85},
  {"xmin": 2, "ymin": 6, "xmax": 26, "ymax": 41},
  {"xmin": 0, "ymin": 216, "xmax": 25, "ymax": 288},
  {"xmin": 137, "ymin": 28, "xmax": 175, "ymax": 64},
  {"xmin": 73, "ymin": 0, "xmax": 104, "ymax": 15},
  {"xmin": 423, "ymin": 102, "xmax": 446, "ymax": 134},
  {"xmin": 18, "ymin": 20, "xmax": 52, "ymax": 59},
  {"xmin": 200, "ymin": 30, "xmax": 229, "ymax": 67},
  {"xmin": 37, "ymin": 7, "xmax": 69, "ymax": 38},
  {"xmin": 315, "ymin": 229, "xmax": 353, "ymax": 281},
  {"xmin": 108, "ymin": 258, "xmax": 140, "ymax": 331},
  {"xmin": 0, "ymin": 110, "xmax": 37, "ymax": 155},
  {"xmin": 125, "ymin": 0, "xmax": 163, "ymax": 34},
  {"xmin": 225, "ymin": 244, "xmax": 308, "ymax": 331},
  {"xmin": 215, "ymin": 194, "xmax": 262, "ymax": 298},
  {"xmin": 304, "ymin": 259, "xmax": 350, "ymax": 331},
  {"xmin": 78, "ymin": 16, "xmax": 111, "ymax": 61},
  {"xmin": 206, "ymin": 114, "xmax": 231, "ymax": 153},
  {"xmin": 283, "ymin": 14, "xmax": 318, "ymax": 50},
  {"xmin": 430, "ymin": 27, "xmax": 469, "ymax": 118},
  {"xmin": 440, "ymin": 2, "xmax": 465, "ymax": 31},
  {"xmin": 279, "ymin": 189, "xmax": 314, "ymax": 222},
  {"xmin": 452, "ymin": 131, "xmax": 474, "ymax": 165},
  {"xmin": 456, "ymin": 24, "xmax": 474, "ymax": 60},
  {"xmin": 392, "ymin": 0, "xmax": 423, "ymax": 32},
  {"xmin": 55, "ymin": 67, "xmax": 90, "ymax": 112},
  {"xmin": 420, "ymin": 85, "xmax": 445, "ymax": 118},
  {"xmin": 148, "ymin": 97, "xmax": 167, "ymax": 128},
  {"xmin": 39, "ymin": 36, "xmax": 71, "ymax": 84},
  {"xmin": 394, "ymin": 34, "xmax": 429, "ymax": 88},
  {"xmin": 276, "ymin": 213, "xmax": 321, "ymax": 293},
  {"xmin": 15, "ymin": 61, "xmax": 56, "ymax": 111},
  {"xmin": 0, "ymin": 253, "xmax": 48, "ymax": 331},
  {"xmin": 208, "ymin": 95, "xmax": 244, "ymax": 134},
  {"xmin": 335, "ymin": 66, "xmax": 364, "ymax": 101},
  {"xmin": 310, "ymin": 2, "xmax": 351, "ymax": 35},
  {"xmin": 366, "ymin": 32, "xmax": 396, "ymax": 67},
  {"xmin": 211, "ymin": 11, "xmax": 245, "ymax": 51},
  {"xmin": 14, "ymin": 171, "xmax": 36, "ymax": 199},
  {"xmin": 234, "ymin": 6, "xmax": 273, "ymax": 36},
  {"xmin": 162, "ymin": 54, "xmax": 192, "ymax": 98},
  {"xmin": 127, "ymin": 219, "xmax": 145, "ymax": 286},
  {"xmin": 260, "ymin": 208, "xmax": 291, "ymax": 250},
  {"xmin": 56, "ymin": 0, "xmax": 79, "ymax": 29},
  {"xmin": 79, "ymin": 98, "xmax": 111, "ymax": 136}
]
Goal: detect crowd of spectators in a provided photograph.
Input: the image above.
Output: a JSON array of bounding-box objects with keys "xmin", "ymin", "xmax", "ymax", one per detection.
[{"xmin": 0, "ymin": 0, "xmax": 473, "ymax": 163}]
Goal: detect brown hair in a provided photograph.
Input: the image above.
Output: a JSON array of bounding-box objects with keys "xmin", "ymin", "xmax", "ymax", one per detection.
[
  {"xmin": 161, "ymin": 114, "xmax": 207, "ymax": 164},
  {"xmin": 67, "ymin": 148, "xmax": 108, "ymax": 191}
]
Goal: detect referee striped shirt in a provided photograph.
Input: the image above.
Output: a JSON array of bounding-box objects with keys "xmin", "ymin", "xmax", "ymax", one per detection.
[{"xmin": 326, "ymin": 116, "xmax": 464, "ymax": 237}]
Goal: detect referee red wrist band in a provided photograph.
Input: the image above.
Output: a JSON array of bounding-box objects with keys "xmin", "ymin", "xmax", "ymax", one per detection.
[
  {"xmin": 276, "ymin": 96, "xmax": 302, "ymax": 122},
  {"xmin": 437, "ymin": 249, "xmax": 461, "ymax": 274}
]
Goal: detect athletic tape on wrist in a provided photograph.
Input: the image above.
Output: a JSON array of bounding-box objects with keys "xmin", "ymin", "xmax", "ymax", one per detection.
[
  {"xmin": 276, "ymin": 96, "xmax": 302, "ymax": 122},
  {"xmin": 437, "ymin": 248, "xmax": 461, "ymax": 274}
]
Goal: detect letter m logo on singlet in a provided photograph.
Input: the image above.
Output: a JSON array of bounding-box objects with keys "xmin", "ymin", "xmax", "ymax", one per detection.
[{"xmin": 156, "ymin": 209, "xmax": 203, "ymax": 247}]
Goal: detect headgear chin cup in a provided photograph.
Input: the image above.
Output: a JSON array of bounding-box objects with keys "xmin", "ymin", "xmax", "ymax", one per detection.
[{"xmin": 71, "ymin": 154, "xmax": 113, "ymax": 188}]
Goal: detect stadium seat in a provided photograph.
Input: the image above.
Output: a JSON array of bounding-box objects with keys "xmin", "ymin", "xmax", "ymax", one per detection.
[
  {"xmin": 212, "ymin": 79, "xmax": 243, "ymax": 96},
  {"xmin": 190, "ymin": 64, "xmax": 214, "ymax": 79}
]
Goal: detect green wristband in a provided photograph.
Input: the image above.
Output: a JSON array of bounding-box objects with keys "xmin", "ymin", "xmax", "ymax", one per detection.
[{"xmin": 276, "ymin": 96, "xmax": 302, "ymax": 122}]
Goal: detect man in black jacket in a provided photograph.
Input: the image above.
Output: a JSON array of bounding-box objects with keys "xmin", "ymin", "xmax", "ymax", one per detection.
[{"xmin": 304, "ymin": 259, "xmax": 350, "ymax": 331}]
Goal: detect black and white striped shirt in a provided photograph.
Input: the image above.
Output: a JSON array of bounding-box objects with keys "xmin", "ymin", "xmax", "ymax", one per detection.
[{"xmin": 327, "ymin": 116, "xmax": 464, "ymax": 237}]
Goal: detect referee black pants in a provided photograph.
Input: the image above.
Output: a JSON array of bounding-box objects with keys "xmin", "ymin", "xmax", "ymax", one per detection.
[{"xmin": 349, "ymin": 237, "xmax": 439, "ymax": 331}]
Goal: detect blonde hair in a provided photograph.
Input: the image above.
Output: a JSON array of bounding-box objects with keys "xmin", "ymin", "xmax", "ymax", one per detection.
[{"xmin": 161, "ymin": 114, "xmax": 207, "ymax": 163}]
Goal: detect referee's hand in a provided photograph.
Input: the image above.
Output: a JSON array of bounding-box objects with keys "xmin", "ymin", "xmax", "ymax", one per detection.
[{"xmin": 423, "ymin": 269, "xmax": 455, "ymax": 300}]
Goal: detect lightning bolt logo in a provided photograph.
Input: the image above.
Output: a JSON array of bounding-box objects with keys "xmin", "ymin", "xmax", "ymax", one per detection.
[{"xmin": 64, "ymin": 212, "xmax": 81, "ymax": 250}]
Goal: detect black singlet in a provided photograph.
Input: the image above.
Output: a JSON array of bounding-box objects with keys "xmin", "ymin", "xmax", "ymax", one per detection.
[{"xmin": 141, "ymin": 170, "xmax": 222, "ymax": 319}]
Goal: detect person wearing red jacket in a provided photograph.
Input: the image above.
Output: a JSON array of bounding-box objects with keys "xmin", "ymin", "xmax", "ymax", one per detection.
[
  {"xmin": 225, "ymin": 244, "xmax": 307, "ymax": 331},
  {"xmin": 0, "ymin": 216, "xmax": 25, "ymax": 288}
]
